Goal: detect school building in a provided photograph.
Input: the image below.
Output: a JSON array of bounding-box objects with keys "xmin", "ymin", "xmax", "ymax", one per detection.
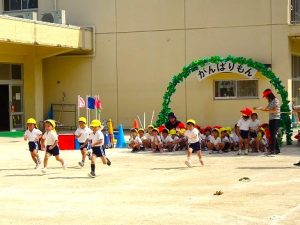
[{"xmin": 1, "ymin": 0, "xmax": 300, "ymax": 131}]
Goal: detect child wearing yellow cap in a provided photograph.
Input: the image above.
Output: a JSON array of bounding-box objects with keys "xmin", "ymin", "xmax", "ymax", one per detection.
[
  {"xmin": 144, "ymin": 125, "xmax": 154, "ymax": 149},
  {"xmin": 129, "ymin": 128, "xmax": 142, "ymax": 152},
  {"xmin": 87, "ymin": 120, "xmax": 111, "ymax": 178},
  {"xmin": 75, "ymin": 117, "xmax": 92, "ymax": 167},
  {"xmin": 150, "ymin": 128, "xmax": 163, "ymax": 152},
  {"xmin": 24, "ymin": 118, "xmax": 43, "ymax": 169},
  {"xmin": 41, "ymin": 119, "xmax": 66, "ymax": 174},
  {"xmin": 184, "ymin": 119, "xmax": 204, "ymax": 168},
  {"xmin": 160, "ymin": 128, "xmax": 174, "ymax": 152}
]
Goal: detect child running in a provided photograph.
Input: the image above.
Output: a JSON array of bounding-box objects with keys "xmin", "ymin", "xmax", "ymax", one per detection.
[
  {"xmin": 75, "ymin": 117, "xmax": 92, "ymax": 167},
  {"xmin": 24, "ymin": 118, "xmax": 42, "ymax": 169},
  {"xmin": 88, "ymin": 120, "xmax": 111, "ymax": 178},
  {"xmin": 41, "ymin": 119, "xmax": 66, "ymax": 174},
  {"xmin": 184, "ymin": 119, "xmax": 204, "ymax": 168}
]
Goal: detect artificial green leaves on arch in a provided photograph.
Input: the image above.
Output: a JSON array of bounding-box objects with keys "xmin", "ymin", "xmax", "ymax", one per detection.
[{"xmin": 155, "ymin": 55, "xmax": 292, "ymax": 145}]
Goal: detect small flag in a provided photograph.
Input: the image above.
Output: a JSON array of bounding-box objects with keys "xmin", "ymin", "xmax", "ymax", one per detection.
[
  {"xmin": 78, "ymin": 96, "xmax": 85, "ymax": 108},
  {"xmin": 87, "ymin": 97, "xmax": 95, "ymax": 109},
  {"xmin": 94, "ymin": 96, "xmax": 102, "ymax": 110}
]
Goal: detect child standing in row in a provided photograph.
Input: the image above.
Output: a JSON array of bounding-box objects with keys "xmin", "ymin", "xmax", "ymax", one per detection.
[
  {"xmin": 75, "ymin": 117, "xmax": 92, "ymax": 167},
  {"xmin": 88, "ymin": 120, "xmax": 111, "ymax": 178},
  {"xmin": 184, "ymin": 119, "xmax": 204, "ymax": 168},
  {"xmin": 24, "ymin": 118, "xmax": 42, "ymax": 169},
  {"xmin": 237, "ymin": 108, "xmax": 252, "ymax": 155},
  {"xmin": 249, "ymin": 113, "xmax": 260, "ymax": 152},
  {"xmin": 41, "ymin": 119, "xmax": 66, "ymax": 174}
]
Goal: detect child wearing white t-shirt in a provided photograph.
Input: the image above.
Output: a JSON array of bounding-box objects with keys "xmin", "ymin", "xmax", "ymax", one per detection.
[
  {"xmin": 129, "ymin": 128, "xmax": 142, "ymax": 152},
  {"xmin": 208, "ymin": 129, "xmax": 221, "ymax": 153},
  {"xmin": 161, "ymin": 128, "xmax": 173, "ymax": 151},
  {"xmin": 237, "ymin": 108, "xmax": 252, "ymax": 155},
  {"xmin": 24, "ymin": 118, "xmax": 42, "ymax": 169},
  {"xmin": 249, "ymin": 113, "xmax": 260, "ymax": 152},
  {"xmin": 87, "ymin": 120, "xmax": 111, "ymax": 178},
  {"xmin": 41, "ymin": 120, "xmax": 66, "ymax": 174},
  {"xmin": 184, "ymin": 119, "xmax": 204, "ymax": 168},
  {"xmin": 220, "ymin": 130, "xmax": 230, "ymax": 152},
  {"xmin": 138, "ymin": 128, "xmax": 147, "ymax": 150},
  {"xmin": 75, "ymin": 117, "xmax": 92, "ymax": 167},
  {"xmin": 150, "ymin": 128, "xmax": 163, "ymax": 152}
]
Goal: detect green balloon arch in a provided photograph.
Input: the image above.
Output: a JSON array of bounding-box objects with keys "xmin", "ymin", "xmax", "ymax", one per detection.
[{"xmin": 155, "ymin": 55, "xmax": 292, "ymax": 145}]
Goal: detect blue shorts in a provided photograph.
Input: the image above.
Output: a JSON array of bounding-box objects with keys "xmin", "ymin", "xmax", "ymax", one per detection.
[
  {"xmin": 92, "ymin": 146, "xmax": 106, "ymax": 157},
  {"xmin": 28, "ymin": 141, "xmax": 38, "ymax": 152},
  {"xmin": 188, "ymin": 142, "xmax": 201, "ymax": 153},
  {"xmin": 46, "ymin": 145, "xmax": 60, "ymax": 156},
  {"xmin": 249, "ymin": 131, "xmax": 257, "ymax": 138},
  {"xmin": 79, "ymin": 142, "xmax": 88, "ymax": 151},
  {"xmin": 239, "ymin": 130, "xmax": 249, "ymax": 139}
]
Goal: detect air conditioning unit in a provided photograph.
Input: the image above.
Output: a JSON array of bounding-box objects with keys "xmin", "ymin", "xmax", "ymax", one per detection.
[
  {"xmin": 4, "ymin": 11, "xmax": 37, "ymax": 20},
  {"xmin": 39, "ymin": 10, "xmax": 66, "ymax": 25}
]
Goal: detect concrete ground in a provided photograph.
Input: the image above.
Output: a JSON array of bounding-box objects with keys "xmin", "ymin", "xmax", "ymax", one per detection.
[{"xmin": 0, "ymin": 137, "xmax": 300, "ymax": 225}]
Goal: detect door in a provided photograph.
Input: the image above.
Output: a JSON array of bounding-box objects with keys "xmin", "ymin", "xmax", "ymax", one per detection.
[
  {"xmin": 0, "ymin": 85, "xmax": 9, "ymax": 131},
  {"xmin": 10, "ymin": 85, "xmax": 24, "ymax": 131}
]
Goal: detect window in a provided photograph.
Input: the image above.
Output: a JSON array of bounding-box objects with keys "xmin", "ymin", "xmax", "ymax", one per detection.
[
  {"xmin": 0, "ymin": 63, "xmax": 22, "ymax": 80},
  {"xmin": 3, "ymin": 0, "xmax": 38, "ymax": 11},
  {"xmin": 214, "ymin": 80, "xmax": 258, "ymax": 99}
]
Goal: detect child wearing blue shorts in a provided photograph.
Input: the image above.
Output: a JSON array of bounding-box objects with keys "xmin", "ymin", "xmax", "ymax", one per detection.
[{"xmin": 184, "ymin": 119, "xmax": 204, "ymax": 168}]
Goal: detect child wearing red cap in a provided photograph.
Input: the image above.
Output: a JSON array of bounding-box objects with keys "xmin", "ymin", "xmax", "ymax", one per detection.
[{"xmin": 237, "ymin": 108, "xmax": 252, "ymax": 155}]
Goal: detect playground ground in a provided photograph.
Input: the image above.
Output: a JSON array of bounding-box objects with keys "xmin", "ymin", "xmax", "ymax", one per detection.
[{"xmin": 0, "ymin": 137, "xmax": 299, "ymax": 225}]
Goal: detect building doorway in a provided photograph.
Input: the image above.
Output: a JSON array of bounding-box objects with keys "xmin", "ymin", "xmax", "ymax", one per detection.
[{"xmin": 0, "ymin": 85, "xmax": 9, "ymax": 131}]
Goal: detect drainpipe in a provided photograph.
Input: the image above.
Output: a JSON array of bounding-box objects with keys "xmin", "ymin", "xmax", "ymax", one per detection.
[{"xmin": 54, "ymin": 0, "xmax": 57, "ymax": 10}]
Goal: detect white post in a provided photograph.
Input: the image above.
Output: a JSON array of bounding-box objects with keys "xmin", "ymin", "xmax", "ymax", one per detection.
[
  {"xmin": 77, "ymin": 95, "xmax": 80, "ymax": 121},
  {"xmin": 137, "ymin": 115, "xmax": 143, "ymax": 129},
  {"xmin": 95, "ymin": 96, "xmax": 97, "ymax": 120},
  {"xmin": 98, "ymin": 94, "xmax": 101, "ymax": 122},
  {"xmin": 143, "ymin": 112, "xmax": 146, "ymax": 129},
  {"xmin": 86, "ymin": 95, "xmax": 89, "ymax": 125},
  {"xmin": 150, "ymin": 110, "xmax": 155, "ymax": 125}
]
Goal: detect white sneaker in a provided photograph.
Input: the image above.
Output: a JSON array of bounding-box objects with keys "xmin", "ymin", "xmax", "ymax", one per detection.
[
  {"xmin": 244, "ymin": 149, "xmax": 249, "ymax": 155},
  {"xmin": 185, "ymin": 161, "xmax": 192, "ymax": 168},
  {"xmin": 237, "ymin": 150, "xmax": 242, "ymax": 155},
  {"xmin": 78, "ymin": 161, "xmax": 84, "ymax": 167},
  {"xmin": 41, "ymin": 168, "xmax": 47, "ymax": 174}
]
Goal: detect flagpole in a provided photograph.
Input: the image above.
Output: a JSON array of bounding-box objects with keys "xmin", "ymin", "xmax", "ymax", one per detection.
[
  {"xmin": 86, "ymin": 95, "xmax": 89, "ymax": 126},
  {"xmin": 98, "ymin": 94, "xmax": 101, "ymax": 122},
  {"xmin": 77, "ymin": 95, "xmax": 80, "ymax": 121}
]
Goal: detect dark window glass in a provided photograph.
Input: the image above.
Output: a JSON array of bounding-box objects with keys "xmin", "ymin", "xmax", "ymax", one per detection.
[
  {"xmin": 11, "ymin": 65, "xmax": 22, "ymax": 80},
  {"xmin": 4, "ymin": 0, "xmax": 10, "ymax": 11},
  {"xmin": 10, "ymin": 0, "xmax": 22, "ymax": 10}
]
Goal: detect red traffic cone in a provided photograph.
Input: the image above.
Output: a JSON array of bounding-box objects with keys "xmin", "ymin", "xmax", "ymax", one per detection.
[{"xmin": 133, "ymin": 119, "xmax": 139, "ymax": 129}]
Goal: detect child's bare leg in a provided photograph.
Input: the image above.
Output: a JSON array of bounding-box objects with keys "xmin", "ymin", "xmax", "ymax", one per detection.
[
  {"xmin": 30, "ymin": 151, "xmax": 38, "ymax": 164},
  {"xmin": 197, "ymin": 150, "xmax": 204, "ymax": 165},
  {"xmin": 100, "ymin": 156, "xmax": 107, "ymax": 164},
  {"xmin": 55, "ymin": 155, "xmax": 65, "ymax": 166},
  {"xmin": 81, "ymin": 149, "xmax": 87, "ymax": 162},
  {"xmin": 185, "ymin": 148, "xmax": 193, "ymax": 167},
  {"xmin": 43, "ymin": 153, "xmax": 50, "ymax": 168}
]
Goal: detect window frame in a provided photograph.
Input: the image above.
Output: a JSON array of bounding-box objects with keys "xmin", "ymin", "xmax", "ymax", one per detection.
[
  {"xmin": 214, "ymin": 79, "xmax": 259, "ymax": 100},
  {"xmin": 3, "ymin": 0, "xmax": 38, "ymax": 12}
]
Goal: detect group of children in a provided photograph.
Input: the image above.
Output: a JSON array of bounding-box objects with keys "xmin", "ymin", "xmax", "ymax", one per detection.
[
  {"xmin": 24, "ymin": 117, "xmax": 111, "ymax": 178},
  {"xmin": 128, "ymin": 109, "xmax": 270, "ymax": 157},
  {"xmin": 24, "ymin": 107, "xmax": 271, "ymax": 174}
]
